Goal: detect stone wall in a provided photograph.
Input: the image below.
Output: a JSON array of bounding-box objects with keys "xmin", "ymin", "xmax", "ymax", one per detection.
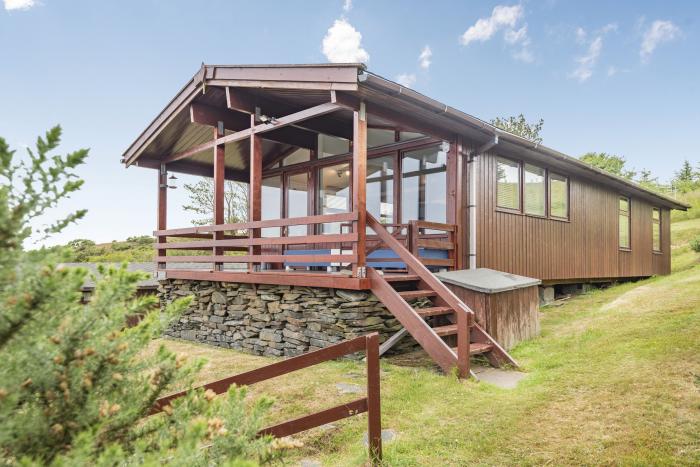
[{"xmin": 159, "ymin": 279, "xmax": 421, "ymax": 357}]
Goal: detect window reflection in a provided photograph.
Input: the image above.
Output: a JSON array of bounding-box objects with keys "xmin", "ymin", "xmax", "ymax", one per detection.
[
  {"xmin": 318, "ymin": 163, "xmax": 350, "ymax": 233},
  {"xmin": 262, "ymin": 176, "xmax": 281, "ymax": 237},
  {"xmin": 401, "ymin": 146, "xmax": 446, "ymax": 224},
  {"xmin": 286, "ymin": 172, "xmax": 308, "ymax": 236},
  {"xmin": 367, "ymin": 156, "xmax": 394, "ymax": 225}
]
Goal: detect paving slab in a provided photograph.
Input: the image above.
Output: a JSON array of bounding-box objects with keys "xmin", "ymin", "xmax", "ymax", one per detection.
[
  {"xmin": 472, "ymin": 365, "xmax": 526, "ymax": 389},
  {"xmin": 335, "ymin": 383, "xmax": 364, "ymax": 394},
  {"xmin": 363, "ymin": 429, "xmax": 397, "ymax": 446}
]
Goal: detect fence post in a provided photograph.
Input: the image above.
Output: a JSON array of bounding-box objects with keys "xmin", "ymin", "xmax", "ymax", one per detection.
[{"xmin": 365, "ymin": 333, "xmax": 382, "ymax": 464}]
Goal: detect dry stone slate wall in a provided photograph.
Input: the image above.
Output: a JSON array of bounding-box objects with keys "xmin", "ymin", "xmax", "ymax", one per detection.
[{"xmin": 159, "ymin": 279, "xmax": 422, "ymax": 357}]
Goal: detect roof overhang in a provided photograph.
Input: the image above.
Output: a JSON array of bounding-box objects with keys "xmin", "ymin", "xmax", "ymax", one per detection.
[{"xmin": 120, "ymin": 63, "xmax": 688, "ymax": 211}]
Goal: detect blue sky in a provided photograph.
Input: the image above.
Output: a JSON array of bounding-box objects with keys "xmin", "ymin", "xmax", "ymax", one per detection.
[{"xmin": 1, "ymin": 0, "xmax": 698, "ymax": 246}]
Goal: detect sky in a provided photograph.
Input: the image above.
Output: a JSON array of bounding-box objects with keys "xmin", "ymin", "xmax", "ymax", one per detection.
[{"xmin": 1, "ymin": 0, "xmax": 698, "ymax": 246}]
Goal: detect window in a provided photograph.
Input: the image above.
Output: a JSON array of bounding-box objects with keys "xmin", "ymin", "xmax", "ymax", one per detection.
[
  {"xmin": 399, "ymin": 131, "xmax": 424, "ymax": 141},
  {"xmin": 367, "ymin": 128, "xmax": 396, "ymax": 148},
  {"xmin": 524, "ymin": 164, "xmax": 546, "ymax": 216},
  {"xmin": 402, "ymin": 146, "xmax": 447, "ymax": 224},
  {"xmin": 282, "ymin": 148, "xmax": 310, "ymax": 166},
  {"xmin": 496, "ymin": 158, "xmax": 520, "ymax": 210},
  {"xmin": 318, "ymin": 162, "xmax": 350, "ymax": 233},
  {"xmin": 286, "ymin": 172, "xmax": 309, "ymax": 236},
  {"xmin": 549, "ymin": 173, "xmax": 568, "ymax": 219},
  {"xmin": 318, "ymin": 134, "xmax": 350, "ymax": 158},
  {"xmin": 652, "ymin": 207, "xmax": 661, "ymax": 252},
  {"xmin": 619, "ymin": 197, "xmax": 631, "ymax": 249},
  {"xmin": 261, "ymin": 176, "xmax": 281, "ymax": 237},
  {"xmin": 367, "ymin": 156, "xmax": 394, "ymax": 224}
]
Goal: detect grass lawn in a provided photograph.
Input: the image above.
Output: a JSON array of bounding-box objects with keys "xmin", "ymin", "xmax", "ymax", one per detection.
[{"xmin": 156, "ymin": 218, "xmax": 700, "ymax": 465}]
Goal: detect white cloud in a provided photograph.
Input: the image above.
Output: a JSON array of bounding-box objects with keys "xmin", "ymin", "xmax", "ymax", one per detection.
[
  {"xmin": 569, "ymin": 24, "xmax": 618, "ymax": 83},
  {"xmin": 460, "ymin": 5, "xmax": 533, "ymax": 63},
  {"xmin": 342, "ymin": 0, "xmax": 352, "ymax": 12},
  {"xmin": 460, "ymin": 4, "xmax": 523, "ymax": 45},
  {"xmin": 640, "ymin": 20, "xmax": 680, "ymax": 63},
  {"xmin": 418, "ymin": 45, "xmax": 432, "ymax": 69},
  {"xmin": 4, "ymin": 0, "xmax": 35, "ymax": 10},
  {"xmin": 395, "ymin": 73, "xmax": 416, "ymax": 88},
  {"xmin": 570, "ymin": 36, "xmax": 603, "ymax": 82},
  {"xmin": 322, "ymin": 18, "xmax": 369, "ymax": 63}
]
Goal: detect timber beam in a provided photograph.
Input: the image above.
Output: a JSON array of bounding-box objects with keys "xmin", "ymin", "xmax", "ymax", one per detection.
[
  {"xmin": 226, "ymin": 87, "xmax": 353, "ymax": 140},
  {"xmin": 332, "ymin": 91, "xmax": 454, "ymax": 142},
  {"xmin": 190, "ymin": 102, "xmax": 316, "ymax": 149},
  {"xmin": 136, "ymin": 157, "xmax": 247, "ymax": 182},
  {"xmin": 163, "ymin": 101, "xmax": 341, "ymax": 164}
]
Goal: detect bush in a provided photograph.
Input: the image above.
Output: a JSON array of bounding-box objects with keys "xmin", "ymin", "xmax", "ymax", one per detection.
[
  {"xmin": 690, "ymin": 236, "xmax": 700, "ymax": 253},
  {"xmin": 0, "ymin": 128, "xmax": 282, "ymax": 465}
]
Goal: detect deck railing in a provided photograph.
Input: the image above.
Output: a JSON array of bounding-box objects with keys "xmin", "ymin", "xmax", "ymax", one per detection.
[
  {"xmin": 154, "ymin": 212, "xmax": 359, "ymax": 271},
  {"xmin": 155, "ymin": 212, "xmax": 457, "ymax": 273}
]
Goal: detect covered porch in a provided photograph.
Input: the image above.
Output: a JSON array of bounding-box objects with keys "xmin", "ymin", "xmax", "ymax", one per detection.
[{"xmin": 132, "ymin": 65, "xmax": 467, "ymax": 290}]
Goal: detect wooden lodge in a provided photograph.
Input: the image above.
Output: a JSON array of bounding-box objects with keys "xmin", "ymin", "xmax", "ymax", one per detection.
[{"xmin": 122, "ymin": 63, "xmax": 687, "ymax": 376}]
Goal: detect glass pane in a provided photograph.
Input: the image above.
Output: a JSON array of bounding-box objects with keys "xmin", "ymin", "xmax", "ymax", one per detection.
[
  {"xmin": 549, "ymin": 173, "xmax": 568, "ymax": 218},
  {"xmin": 652, "ymin": 222, "xmax": 661, "ymax": 251},
  {"xmin": 496, "ymin": 158, "xmax": 520, "ymax": 210},
  {"xmin": 286, "ymin": 172, "xmax": 308, "ymax": 236},
  {"xmin": 619, "ymin": 214, "xmax": 630, "ymax": 248},
  {"xmin": 619, "ymin": 197, "xmax": 629, "ymax": 213},
  {"xmin": 401, "ymin": 146, "xmax": 447, "ymax": 224},
  {"xmin": 282, "ymin": 148, "xmax": 310, "ymax": 166},
  {"xmin": 318, "ymin": 134, "xmax": 350, "ymax": 158},
  {"xmin": 652, "ymin": 208, "xmax": 660, "ymax": 221},
  {"xmin": 262, "ymin": 176, "xmax": 281, "ymax": 237},
  {"xmin": 524, "ymin": 164, "xmax": 545, "ymax": 216},
  {"xmin": 367, "ymin": 156, "xmax": 394, "ymax": 225},
  {"xmin": 318, "ymin": 163, "xmax": 350, "ymax": 233},
  {"xmin": 399, "ymin": 131, "xmax": 424, "ymax": 141},
  {"xmin": 368, "ymin": 128, "xmax": 396, "ymax": 148}
]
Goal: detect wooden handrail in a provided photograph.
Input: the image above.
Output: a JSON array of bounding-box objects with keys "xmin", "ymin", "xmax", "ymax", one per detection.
[
  {"xmin": 156, "ymin": 233, "xmax": 357, "ymax": 249},
  {"xmin": 154, "ymin": 212, "xmax": 358, "ymax": 236},
  {"xmin": 150, "ymin": 334, "xmax": 382, "ymax": 464}
]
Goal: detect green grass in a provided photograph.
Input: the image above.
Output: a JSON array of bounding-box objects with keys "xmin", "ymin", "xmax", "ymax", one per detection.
[{"xmin": 157, "ymin": 217, "xmax": 700, "ymax": 465}]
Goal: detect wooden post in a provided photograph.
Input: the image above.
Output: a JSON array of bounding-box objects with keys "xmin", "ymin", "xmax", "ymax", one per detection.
[
  {"xmin": 157, "ymin": 164, "xmax": 168, "ymax": 272},
  {"xmin": 446, "ymin": 138, "xmax": 460, "ymax": 270},
  {"xmin": 456, "ymin": 310, "xmax": 470, "ymax": 379},
  {"xmin": 365, "ymin": 333, "xmax": 382, "ymax": 464},
  {"xmin": 249, "ymin": 116, "xmax": 262, "ymax": 272},
  {"xmin": 352, "ymin": 102, "xmax": 367, "ymax": 277},
  {"xmin": 213, "ymin": 123, "xmax": 225, "ymax": 271}
]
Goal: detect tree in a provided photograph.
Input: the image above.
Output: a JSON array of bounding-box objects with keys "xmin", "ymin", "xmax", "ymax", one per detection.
[
  {"xmin": 671, "ymin": 159, "xmax": 699, "ymax": 194},
  {"xmin": 580, "ymin": 152, "xmax": 637, "ymax": 180},
  {"xmin": 636, "ymin": 169, "xmax": 667, "ymax": 194},
  {"xmin": 0, "ymin": 128, "xmax": 281, "ymax": 465},
  {"xmin": 183, "ymin": 179, "xmax": 249, "ymax": 226},
  {"xmin": 491, "ymin": 114, "xmax": 544, "ymax": 144}
]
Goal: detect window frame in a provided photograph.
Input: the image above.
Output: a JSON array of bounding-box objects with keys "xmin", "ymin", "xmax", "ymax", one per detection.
[
  {"xmin": 523, "ymin": 163, "xmax": 547, "ymax": 217},
  {"xmin": 618, "ymin": 196, "xmax": 631, "ymax": 251},
  {"xmin": 495, "ymin": 157, "xmax": 522, "ymax": 213},
  {"xmin": 493, "ymin": 157, "xmax": 570, "ymax": 221},
  {"xmin": 548, "ymin": 172, "xmax": 569, "ymax": 220},
  {"xmin": 652, "ymin": 207, "xmax": 662, "ymax": 253}
]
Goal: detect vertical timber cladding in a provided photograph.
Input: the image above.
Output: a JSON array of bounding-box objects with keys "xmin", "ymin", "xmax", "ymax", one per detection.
[{"xmin": 475, "ymin": 152, "xmax": 671, "ymax": 281}]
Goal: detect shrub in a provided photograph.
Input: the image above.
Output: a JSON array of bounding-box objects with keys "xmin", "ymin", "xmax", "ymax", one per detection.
[
  {"xmin": 0, "ymin": 128, "xmax": 281, "ymax": 465},
  {"xmin": 690, "ymin": 236, "xmax": 700, "ymax": 253}
]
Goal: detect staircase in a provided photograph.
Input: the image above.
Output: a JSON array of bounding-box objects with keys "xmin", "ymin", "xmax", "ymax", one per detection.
[{"xmin": 366, "ymin": 213, "xmax": 517, "ymax": 378}]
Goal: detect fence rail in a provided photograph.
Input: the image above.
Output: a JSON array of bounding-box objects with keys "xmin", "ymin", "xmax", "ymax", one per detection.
[{"xmin": 150, "ymin": 333, "xmax": 383, "ymax": 464}]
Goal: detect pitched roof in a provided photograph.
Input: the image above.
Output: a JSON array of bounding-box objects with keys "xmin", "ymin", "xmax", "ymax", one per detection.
[{"xmin": 121, "ymin": 63, "xmax": 688, "ymax": 210}]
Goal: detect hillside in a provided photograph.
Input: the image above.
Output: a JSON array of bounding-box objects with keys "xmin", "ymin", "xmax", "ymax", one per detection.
[{"xmin": 151, "ymin": 217, "xmax": 700, "ymax": 465}]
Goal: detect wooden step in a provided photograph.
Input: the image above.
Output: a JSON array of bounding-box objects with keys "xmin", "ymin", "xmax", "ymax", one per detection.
[
  {"xmin": 451, "ymin": 342, "xmax": 494, "ymax": 356},
  {"xmin": 384, "ymin": 274, "xmax": 420, "ymax": 283},
  {"xmin": 432, "ymin": 323, "xmax": 458, "ymax": 337},
  {"xmin": 416, "ymin": 306, "xmax": 453, "ymax": 318},
  {"xmin": 398, "ymin": 290, "xmax": 436, "ymax": 300}
]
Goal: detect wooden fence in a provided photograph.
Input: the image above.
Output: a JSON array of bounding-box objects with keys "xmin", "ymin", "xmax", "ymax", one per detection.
[{"xmin": 149, "ymin": 333, "xmax": 383, "ymax": 464}]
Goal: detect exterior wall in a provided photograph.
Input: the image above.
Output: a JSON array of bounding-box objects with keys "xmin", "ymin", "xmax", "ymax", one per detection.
[
  {"xmin": 443, "ymin": 284, "xmax": 540, "ymax": 350},
  {"xmin": 159, "ymin": 280, "xmax": 420, "ymax": 356},
  {"xmin": 474, "ymin": 152, "xmax": 672, "ymax": 282}
]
